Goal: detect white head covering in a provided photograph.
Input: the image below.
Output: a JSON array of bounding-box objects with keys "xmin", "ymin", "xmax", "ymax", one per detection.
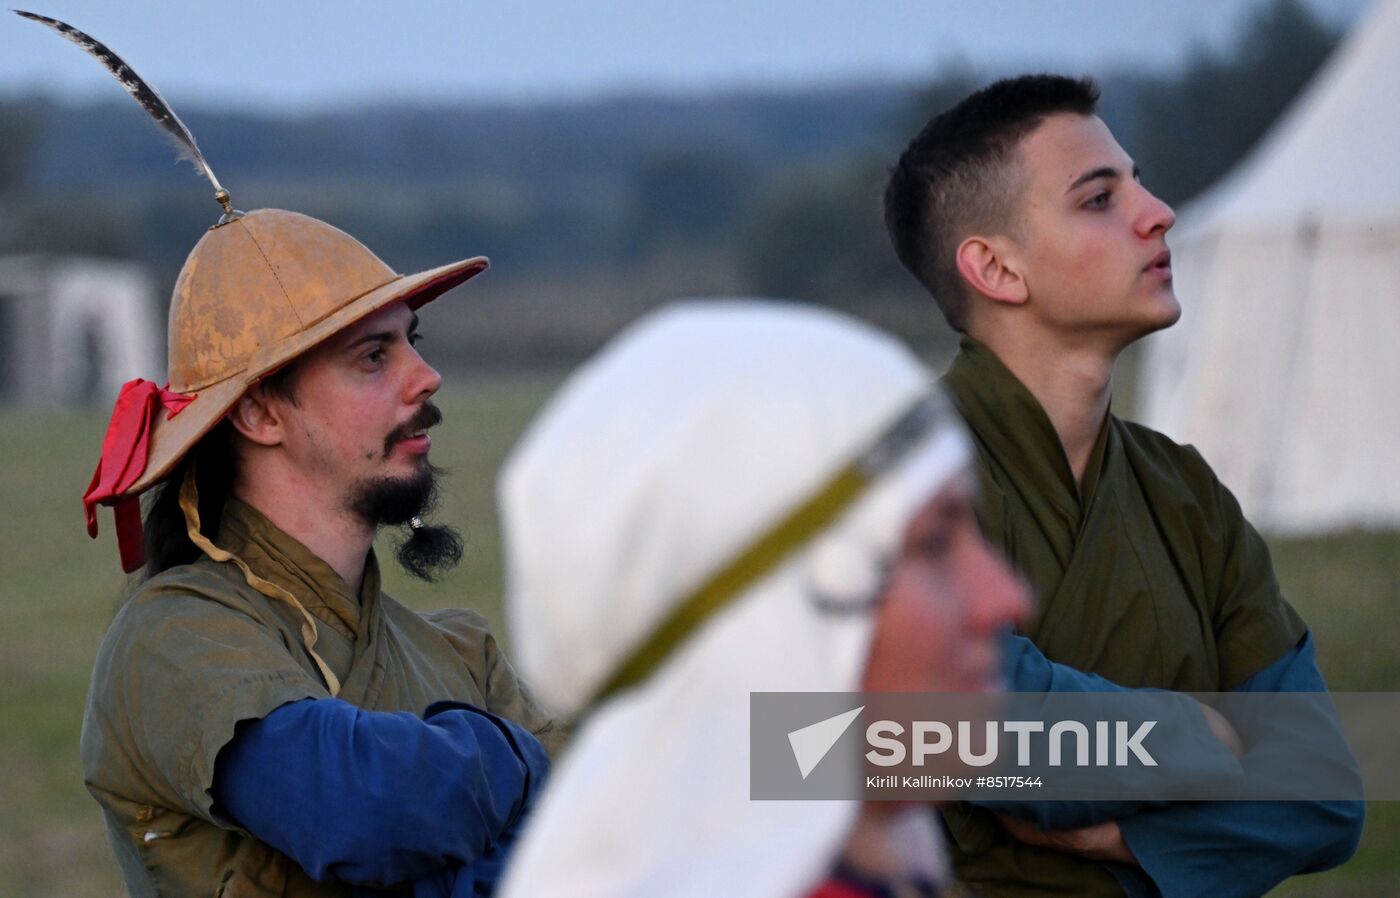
[{"xmin": 498, "ymin": 300, "xmax": 971, "ymax": 898}]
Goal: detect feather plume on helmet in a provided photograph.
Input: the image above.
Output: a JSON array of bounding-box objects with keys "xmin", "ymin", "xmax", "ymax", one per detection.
[
  {"xmin": 15, "ymin": 10, "xmax": 239, "ymax": 220},
  {"xmin": 17, "ymin": 11, "xmax": 489, "ymax": 583}
]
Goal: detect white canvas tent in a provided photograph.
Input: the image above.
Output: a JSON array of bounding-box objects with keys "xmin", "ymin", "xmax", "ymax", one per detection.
[
  {"xmin": 1139, "ymin": 0, "xmax": 1400, "ymax": 535},
  {"xmin": 0, "ymin": 255, "xmax": 159, "ymax": 408}
]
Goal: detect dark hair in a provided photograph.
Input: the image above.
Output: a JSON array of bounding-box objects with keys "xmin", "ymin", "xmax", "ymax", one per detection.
[
  {"xmin": 141, "ymin": 363, "xmax": 301, "ymax": 579},
  {"xmin": 142, "ymin": 421, "xmax": 234, "ymax": 577},
  {"xmin": 884, "ymin": 74, "xmax": 1100, "ymax": 332}
]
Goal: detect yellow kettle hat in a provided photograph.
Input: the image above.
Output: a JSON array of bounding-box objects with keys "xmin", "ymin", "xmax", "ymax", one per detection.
[{"xmin": 15, "ymin": 12, "xmax": 489, "ymax": 570}]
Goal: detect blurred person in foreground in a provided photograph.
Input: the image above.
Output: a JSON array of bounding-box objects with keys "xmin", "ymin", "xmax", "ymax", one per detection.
[
  {"xmin": 885, "ymin": 73, "xmax": 1363, "ymax": 896},
  {"xmin": 493, "ymin": 300, "xmax": 1033, "ymax": 897},
  {"xmin": 80, "ymin": 209, "xmax": 556, "ymax": 897}
]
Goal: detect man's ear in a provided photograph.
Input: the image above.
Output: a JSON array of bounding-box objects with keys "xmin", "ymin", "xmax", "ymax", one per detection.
[
  {"xmin": 955, "ymin": 235, "xmax": 1029, "ymax": 307},
  {"xmin": 228, "ymin": 385, "xmax": 284, "ymax": 447}
]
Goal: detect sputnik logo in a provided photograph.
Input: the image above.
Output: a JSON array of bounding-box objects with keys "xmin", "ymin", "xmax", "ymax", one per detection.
[{"xmin": 787, "ymin": 706, "xmax": 864, "ymax": 779}]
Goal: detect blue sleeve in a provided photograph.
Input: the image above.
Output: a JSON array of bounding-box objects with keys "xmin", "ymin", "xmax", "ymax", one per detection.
[
  {"xmin": 211, "ymin": 697, "xmax": 549, "ymax": 888},
  {"xmin": 1004, "ymin": 632, "xmax": 1126, "ymax": 693},
  {"xmin": 988, "ymin": 634, "xmax": 1240, "ymax": 829},
  {"xmin": 1113, "ymin": 632, "xmax": 1365, "ymax": 898},
  {"xmin": 405, "ymin": 813, "xmax": 528, "ymax": 898}
]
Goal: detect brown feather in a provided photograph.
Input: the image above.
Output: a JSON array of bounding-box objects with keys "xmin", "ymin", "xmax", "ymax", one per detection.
[{"xmin": 15, "ymin": 10, "xmax": 226, "ymax": 196}]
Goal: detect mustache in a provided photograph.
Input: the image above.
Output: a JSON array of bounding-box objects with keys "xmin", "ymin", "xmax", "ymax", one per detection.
[{"xmin": 384, "ymin": 402, "xmax": 443, "ymax": 456}]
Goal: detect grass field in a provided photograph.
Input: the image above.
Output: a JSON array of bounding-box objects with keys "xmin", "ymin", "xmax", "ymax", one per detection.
[{"xmin": 2, "ymin": 372, "xmax": 1396, "ymax": 895}]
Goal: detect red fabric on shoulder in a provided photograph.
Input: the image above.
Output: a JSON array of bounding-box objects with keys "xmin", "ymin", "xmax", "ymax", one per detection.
[{"xmin": 82, "ymin": 379, "xmax": 195, "ymax": 572}]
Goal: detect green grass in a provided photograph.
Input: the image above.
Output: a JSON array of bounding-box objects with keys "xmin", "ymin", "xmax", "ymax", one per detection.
[
  {"xmin": 1267, "ymin": 530, "xmax": 1400, "ymax": 894},
  {"xmin": 1, "ymin": 376, "xmax": 1396, "ymax": 896}
]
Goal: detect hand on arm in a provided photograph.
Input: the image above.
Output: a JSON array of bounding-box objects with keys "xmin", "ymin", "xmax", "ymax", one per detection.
[
  {"xmin": 986, "ymin": 634, "xmax": 1243, "ymax": 831},
  {"xmin": 1197, "ymin": 702, "xmax": 1243, "ymax": 757},
  {"xmin": 994, "ymin": 633, "xmax": 1361, "ymax": 894},
  {"xmin": 1115, "ymin": 633, "xmax": 1364, "ymax": 898}
]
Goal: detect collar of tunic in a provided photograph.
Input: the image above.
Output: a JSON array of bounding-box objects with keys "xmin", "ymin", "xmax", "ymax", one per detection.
[
  {"xmin": 943, "ymin": 337, "xmax": 1112, "ymax": 541},
  {"xmin": 217, "ymin": 497, "xmax": 378, "ymax": 643}
]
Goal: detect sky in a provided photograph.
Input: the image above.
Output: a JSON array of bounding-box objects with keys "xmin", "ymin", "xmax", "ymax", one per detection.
[{"xmin": 0, "ymin": 0, "xmax": 1378, "ymax": 110}]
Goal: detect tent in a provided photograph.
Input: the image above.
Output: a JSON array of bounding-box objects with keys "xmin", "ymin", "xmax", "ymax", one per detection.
[
  {"xmin": 1138, "ymin": 0, "xmax": 1400, "ymax": 535},
  {"xmin": 0, "ymin": 254, "xmax": 159, "ymax": 408}
]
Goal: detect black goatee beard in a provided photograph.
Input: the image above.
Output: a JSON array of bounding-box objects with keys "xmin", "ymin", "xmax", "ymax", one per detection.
[
  {"xmin": 346, "ymin": 456, "xmax": 463, "ymax": 583},
  {"xmin": 348, "ymin": 401, "xmax": 463, "ymax": 581}
]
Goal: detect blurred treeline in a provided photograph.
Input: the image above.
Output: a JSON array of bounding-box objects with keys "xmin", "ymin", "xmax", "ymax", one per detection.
[{"xmin": 0, "ymin": 0, "xmax": 1341, "ymax": 373}]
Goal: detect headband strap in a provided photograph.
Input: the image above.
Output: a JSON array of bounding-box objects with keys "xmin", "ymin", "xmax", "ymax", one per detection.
[{"xmin": 588, "ymin": 392, "xmax": 945, "ymax": 709}]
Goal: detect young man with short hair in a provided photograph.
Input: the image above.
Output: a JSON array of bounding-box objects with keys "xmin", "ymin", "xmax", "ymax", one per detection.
[{"xmin": 885, "ymin": 74, "xmax": 1362, "ymax": 897}]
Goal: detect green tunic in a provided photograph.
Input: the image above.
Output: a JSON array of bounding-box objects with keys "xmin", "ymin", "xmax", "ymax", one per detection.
[
  {"xmin": 940, "ymin": 339, "xmax": 1307, "ymax": 897},
  {"xmin": 80, "ymin": 498, "xmax": 559, "ymax": 898}
]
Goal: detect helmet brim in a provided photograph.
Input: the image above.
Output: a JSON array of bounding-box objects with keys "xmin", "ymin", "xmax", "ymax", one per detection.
[{"xmin": 121, "ymin": 254, "xmax": 488, "ymax": 499}]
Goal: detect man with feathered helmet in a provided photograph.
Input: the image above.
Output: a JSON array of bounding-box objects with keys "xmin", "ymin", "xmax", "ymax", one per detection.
[
  {"xmin": 18, "ymin": 12, "xmax": 557, "ymax": 897},
  {"xmin": 80, "ymin": 205, "xmax": 556, "ymax": 898}
]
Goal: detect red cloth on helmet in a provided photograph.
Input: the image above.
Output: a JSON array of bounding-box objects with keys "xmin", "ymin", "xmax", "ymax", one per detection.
[
  {"xmin": 806, "ymin": 879, "xmax": 884, "ymax": 898},
  {"xmin": 82, "ymin": 379, "xmax": 195, "ymax": 573}
]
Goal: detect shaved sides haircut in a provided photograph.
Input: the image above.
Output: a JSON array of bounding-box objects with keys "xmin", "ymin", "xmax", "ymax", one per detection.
[{"xmin": 884, "ymin": 74, "xmax": 1100, "ymax": 332}]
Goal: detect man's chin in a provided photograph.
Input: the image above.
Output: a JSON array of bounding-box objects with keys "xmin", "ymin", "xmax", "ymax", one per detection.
[
  {"xmin": 1149, "ymin": 294, "xmax": 1183, "ymax": 330},
  {"xmin": 1123, "ymin": 292, "xmax": 1182, "ymax": 344},
  {"xmin": 347, "ymin": 466, "xmax": 440, "ymax": 528}
]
